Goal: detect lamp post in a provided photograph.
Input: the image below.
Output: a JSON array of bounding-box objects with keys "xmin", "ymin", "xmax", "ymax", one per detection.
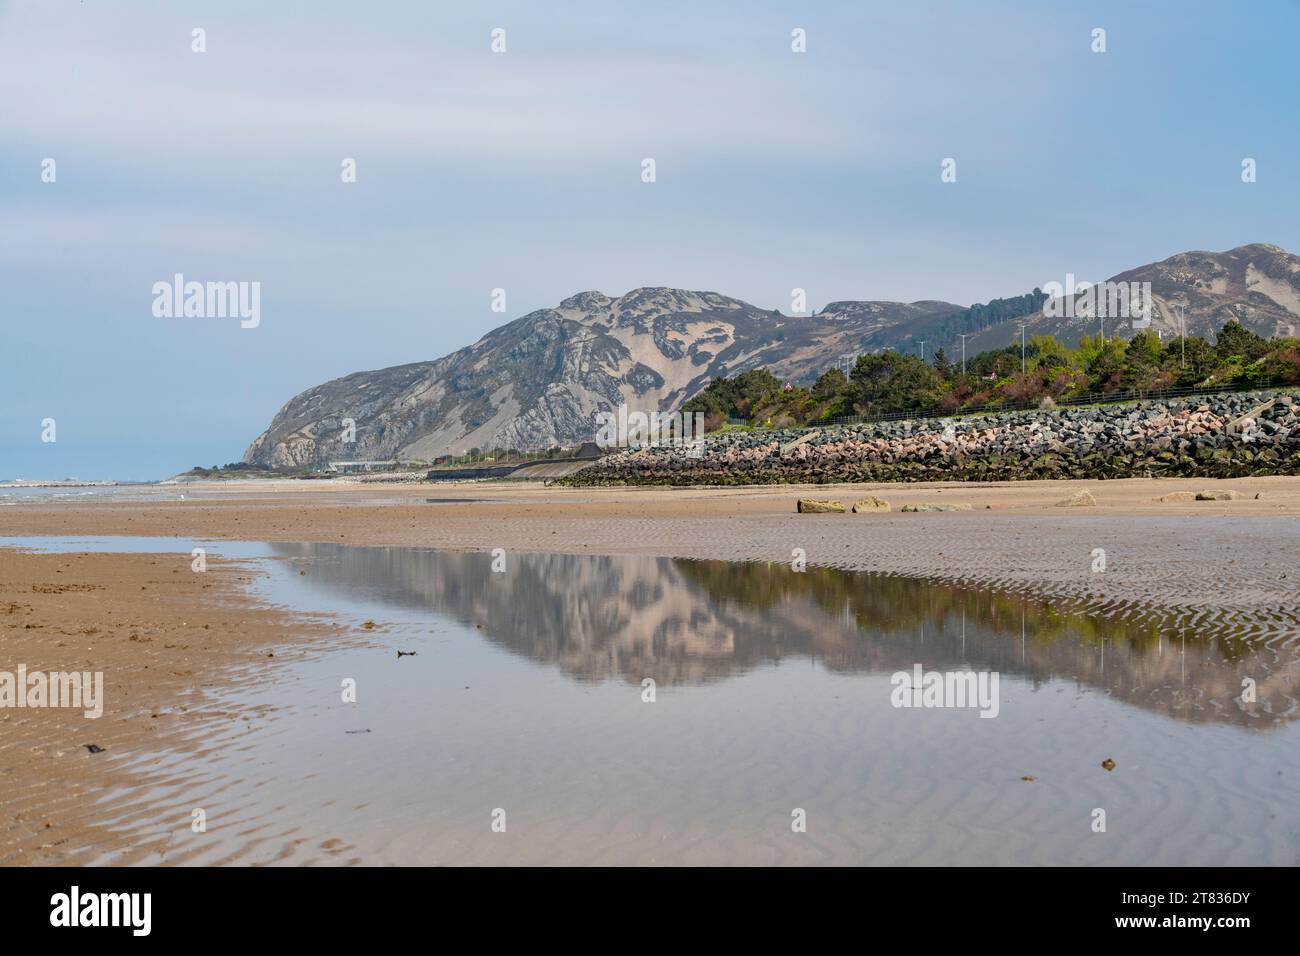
[
  {"xmin": 1179, "ymin": 309, "xmax": 1186, "ymax": 369},
  {"xmin": 1018, "ymin": 324, "xmax": 1027, "ymax": 376},
  {"xmin": 958, "ymin": 333, "xmax": 969, "ymax": 377}
]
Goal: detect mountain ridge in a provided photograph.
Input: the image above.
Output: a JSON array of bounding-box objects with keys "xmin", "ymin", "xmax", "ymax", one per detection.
[{"xmin": 244, "ymin": 243, "xmax": 1300, "ymax": 466}]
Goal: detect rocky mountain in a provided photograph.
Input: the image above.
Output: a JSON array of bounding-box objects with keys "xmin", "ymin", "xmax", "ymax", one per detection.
[
  {"xmin": 244, "ymin": 244, "xmax": 1300, "ymax": 466},
  {"xmin": 243, "ymin": 288, "xmax": 961, "ymax": 466},
  {"xmin": 962, "ymin": 243, "xmax": 1300, "ymax": 353}
]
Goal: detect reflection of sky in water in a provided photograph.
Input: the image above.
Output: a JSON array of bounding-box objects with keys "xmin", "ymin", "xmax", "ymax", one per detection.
[{"xmin": 6, "ymin": 536, "xmax": 1300, "ymax": 865}]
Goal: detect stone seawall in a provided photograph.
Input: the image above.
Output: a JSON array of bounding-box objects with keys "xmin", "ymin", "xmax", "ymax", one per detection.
[{"xmin": 563, "ymin": 391, "xmax": 1300, "ymax": 486}]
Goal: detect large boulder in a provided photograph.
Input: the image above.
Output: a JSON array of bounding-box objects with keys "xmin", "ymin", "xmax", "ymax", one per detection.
[
  {"xmin": 851, "ymin": 496, "xmax": 891, "ymax": 513},
  {"xmin": 1056, "ymin": 489, "xmax": 1097, "ymax": 507},
  {"xmin": 797, "ymin": 498, "xmax": 846, "ymax": 514},
  {"xmin": 1195, "ymin": 489, "xmax": 1246, "ymax": 501}
]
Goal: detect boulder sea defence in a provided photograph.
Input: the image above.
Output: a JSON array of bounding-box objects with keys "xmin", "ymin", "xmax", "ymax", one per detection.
[{"xmin": 562, "ymin": 391, "xmax": 1300, "ymax": 486}]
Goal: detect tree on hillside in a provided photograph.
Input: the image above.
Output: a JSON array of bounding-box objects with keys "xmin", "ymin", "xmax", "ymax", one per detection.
[
  {"xmin": 682, "ymin": 318, "xmax": 1293, "ymax": 428},
  {"xmin": 1126, "ymin": 329, "xmax": 1161, "ymax": 364},
  {"xmin": 849, "ymin": 352, "xmax": 943, "ymax": 416},
  {"xmin": 1030, "ymin": 335, "xmax": 1071, "ymax": 370},
  {"xmin": 932, "ymin": 347, "xmax": 952, "ymax": 379},
  {"xmin": 812, "ymin": 366, "xmax": 848, "ymax": 398},
  {"xmin": 1119, "ymin": 329, "xmax": 1168, "ymax": 389},
  {"xmin": 1215, "ymin": 320, "xmax": 1269, "ymax": 362},
  {"xmin": 683, "ymin": 368, "xmax": 793, "ymax": 427},
  {"xmin": 1261, "ymin": 345, "xmax": 1300, "ymax": 385},
  {"xmin": 1082, "ymin": 336, "xmax": 1128, "ymax": 391},
  {"xmin": 1162, "ymin": 336, "xmax": 1218, "ymax": 387}
]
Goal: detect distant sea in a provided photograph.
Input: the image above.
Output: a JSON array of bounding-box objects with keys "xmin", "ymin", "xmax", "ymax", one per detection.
[{"xmin": 0, "ymin": 482, "xmax": 176, "ymax": 505}]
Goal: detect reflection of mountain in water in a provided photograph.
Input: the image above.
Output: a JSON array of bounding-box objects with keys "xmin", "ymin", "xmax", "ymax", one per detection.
[{"xmin": 270, "ymin": 543, "xmax": 1300, "ymax": 728}]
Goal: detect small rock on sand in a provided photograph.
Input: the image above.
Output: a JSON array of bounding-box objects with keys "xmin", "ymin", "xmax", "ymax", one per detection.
[
  {"xmin": 1056, "ymin": 489, "xmax": 1096, "ymax": 507},
  {"xmin": 797, "ymin": 498, "xmax": 846, "ymax": 514},
  {"xmin": 901, "ymin": 503, "xmax": 972, "ymax": 513},
  {"xmin": 1195, "ymin": 489, "xmax": 1246, "ymax": 501},
  {"xmin": 851, "ymin": 496, "xmax": 890, "ymax": 513},
  {"xmin": 1156, "ymin": 491, "xmax": 1198, "ymax": 502}
]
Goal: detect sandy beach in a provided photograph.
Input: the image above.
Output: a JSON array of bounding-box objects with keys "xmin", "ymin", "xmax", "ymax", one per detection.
[
  {"xmin": 0, "ymin": 546, "xmax": 345, "ymax": 864},
  {"xmin": 5, "ymin": 474, "xmax": 1299, "ymax": 618},
  {"xmin": 3, "ymin": 475, "xmax": 1299, "ymax": 865}
]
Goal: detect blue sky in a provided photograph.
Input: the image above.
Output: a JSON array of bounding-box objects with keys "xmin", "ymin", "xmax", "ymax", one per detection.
[{"xmin": 3, "ymin": 0, "xmax": 1298, "ymax": 479}]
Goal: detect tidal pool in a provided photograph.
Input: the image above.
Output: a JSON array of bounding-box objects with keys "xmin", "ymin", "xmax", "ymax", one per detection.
[{"xmin": 6, "ymin": 537, "xmax": 1299, "ymax": 865}]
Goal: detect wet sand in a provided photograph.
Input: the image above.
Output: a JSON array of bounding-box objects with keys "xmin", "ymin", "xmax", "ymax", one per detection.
[
  {"xmin": 2, "ymin": 475, "xmax": 1298, "ymax": 865},
  {"xmin": 4, "ymin": 475, "xmax": 1298, "ymax": 623},
  {"xmin": 0, "ymin": 548, "xmax": 342, "ymax": 864}
]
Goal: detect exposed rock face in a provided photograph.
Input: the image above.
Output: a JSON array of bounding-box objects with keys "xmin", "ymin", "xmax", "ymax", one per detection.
[
  {"xmin": 564, "ymin": 391, "xmax": 1300, "ymax": 485},
  {"xmin": 244, "ymin": 245, "xmax": 1300, "ymax": 468}
]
